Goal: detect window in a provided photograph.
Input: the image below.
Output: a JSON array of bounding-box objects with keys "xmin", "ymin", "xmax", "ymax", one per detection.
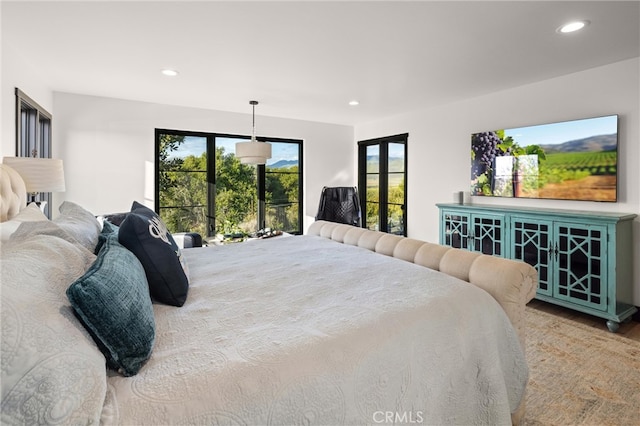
[
  {"xmin": 358, "ymin": 133, "xmax": 407, "ymax": 235},
  {"xmin": 155, "ymin": 129, "xmax": 302, "ymax": 239},
  {"xmin": 15, "ymin": 88, "xmax": 53, "ymax": 217}
]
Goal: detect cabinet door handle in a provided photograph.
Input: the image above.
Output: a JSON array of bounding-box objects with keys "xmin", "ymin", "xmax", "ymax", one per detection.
[
  {"xmin": 548, "ymin": 242, "xmax": 554, "ymax": 260},
  {"xmin": 554, "ymin": 242, "xmax": 559, "ymax": 262}
]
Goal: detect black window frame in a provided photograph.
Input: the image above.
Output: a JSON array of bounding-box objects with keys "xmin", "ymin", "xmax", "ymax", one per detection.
[
  {"xmin": 15, "ymin": 88, "xmax": 53, "ymax": 217},
  {"xmin": 155, "ymin": 129, "xmax": 303, "ymax": 237},
  {"xmin": 357, "ymin": 133, "xmax": 408, "ymax": 236}
]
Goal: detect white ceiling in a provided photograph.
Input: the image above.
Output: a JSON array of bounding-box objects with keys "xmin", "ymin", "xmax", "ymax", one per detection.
[{"xmin": 2, "ymin": 1, "xmax": 639, "ymax": 126}]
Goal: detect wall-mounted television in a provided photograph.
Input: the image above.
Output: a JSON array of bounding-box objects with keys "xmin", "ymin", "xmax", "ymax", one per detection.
[{"xmin": 470, "ymin": 114, "xmax": 618, "ymax": 202}]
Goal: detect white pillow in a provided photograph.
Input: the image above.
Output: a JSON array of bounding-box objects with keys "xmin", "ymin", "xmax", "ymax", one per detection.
[
  {"xmin": 53, "ymin": 201, "xmax": 102, "ymax": 252},
  {"xmin": 1, "ymin": 227, "xmax": 106, "ymax": 424},
  {"xmin": 0, "ymin": 203, "xmax": 48, "ymax": 241}
]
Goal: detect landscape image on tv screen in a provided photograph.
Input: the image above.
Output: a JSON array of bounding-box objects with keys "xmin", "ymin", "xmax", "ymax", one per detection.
[{"xmin": 470, "ymin": 115, "xmax": 618, "ymax": 202}]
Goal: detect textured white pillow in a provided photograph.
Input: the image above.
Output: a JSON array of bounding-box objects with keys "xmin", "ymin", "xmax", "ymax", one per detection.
[
  {"xmin": 54, "ymin": 201, "xmax": 101, "ymax": 252},
  {"xmin": 1, "ymin": 228, "xmax": 106, "ymax": 424},
  {"xmin": 0, "ymin": 203, "xmax": 48, "ymax": 241}
]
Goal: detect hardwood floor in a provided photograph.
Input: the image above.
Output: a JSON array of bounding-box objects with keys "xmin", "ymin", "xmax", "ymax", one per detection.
[{"xmin": 527, "ymin": 299, "xmax": 640, "ymax": 342}]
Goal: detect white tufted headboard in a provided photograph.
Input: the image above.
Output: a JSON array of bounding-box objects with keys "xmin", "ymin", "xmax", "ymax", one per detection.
[{"xmin": 0, "ymin": 164, "xmax": 27, "ymax": 222}]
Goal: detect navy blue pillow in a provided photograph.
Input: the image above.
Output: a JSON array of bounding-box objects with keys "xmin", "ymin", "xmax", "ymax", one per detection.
[
  {"xmin": 67, "ymin": 224, "xmax": 155, "ymax": 376},
  {"xmin": 102, "ymin": 211, "xmax": 128, "ymax": 226},
  {"xmin": 118, "ymin": 201, "xmax": 189, "ymax": 307}
]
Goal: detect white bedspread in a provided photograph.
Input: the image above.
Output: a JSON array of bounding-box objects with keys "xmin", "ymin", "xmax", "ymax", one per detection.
[{"xmin": 103, "ymin": 235, "xmax": 528, "ymax": 425}]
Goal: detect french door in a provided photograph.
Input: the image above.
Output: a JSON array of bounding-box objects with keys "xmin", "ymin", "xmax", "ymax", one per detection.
[{"xmin": 358, "ymin": 134, "xmax": 407, "ymax": 236}]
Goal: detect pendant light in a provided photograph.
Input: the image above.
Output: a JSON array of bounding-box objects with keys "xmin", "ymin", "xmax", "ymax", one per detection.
[{"xmin": 235, "ymin": 100, "xmax": 272, "ymax": 165}]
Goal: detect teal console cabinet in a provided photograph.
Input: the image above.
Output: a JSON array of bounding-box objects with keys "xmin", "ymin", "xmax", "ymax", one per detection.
[{"xmin": 437, "ymin": 203, "xmax": 637, "ymax": 332}]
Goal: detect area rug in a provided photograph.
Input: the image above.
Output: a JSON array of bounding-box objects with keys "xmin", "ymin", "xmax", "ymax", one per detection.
[{"xmin": 524, "ymin": 307, "xmax": 640, "ymax": 426}]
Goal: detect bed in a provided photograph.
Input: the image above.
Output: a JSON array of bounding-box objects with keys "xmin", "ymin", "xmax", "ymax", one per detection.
[{"xmin": 0, "ymin": 163, "xmax": 537, "ymax": 425}]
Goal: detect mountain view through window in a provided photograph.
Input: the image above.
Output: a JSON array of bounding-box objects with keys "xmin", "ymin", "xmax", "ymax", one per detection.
[{"xmin": 156, "ymin": 130, "xmax": 302, "ymax": 239}]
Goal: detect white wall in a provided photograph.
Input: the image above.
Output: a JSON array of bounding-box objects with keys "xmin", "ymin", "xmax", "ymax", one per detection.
[
  {"xmin": 53, "ymin": 93, "xmax": 354, "ymax": 231},
  {"xmin": 355, "ymin": 58, "xmax": 640, "ymax": 305},
  {"xmin": 1, "ymin": 42, "xmax": 54, "ymax": 157}
]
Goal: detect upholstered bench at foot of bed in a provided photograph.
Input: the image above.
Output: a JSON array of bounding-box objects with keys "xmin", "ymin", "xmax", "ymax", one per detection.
[
  {"xmin": 307, "ymin": 220, "xmax": 537, "ymax": 346},
  {"xmin": 307, "ymin": 220, "xmax": 538, "ymax": 425}
]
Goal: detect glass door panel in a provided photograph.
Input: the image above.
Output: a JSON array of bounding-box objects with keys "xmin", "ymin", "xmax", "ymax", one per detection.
[
  {"xmin": 387, "ymin": 142, "xmax": 405, "ymax": 235},
  {"xmin": 387, "ymin": 175, "xmax": 404, "ymax": 234},
  {"xmin": 554, "ymin": 223, "xmax": 607, "ymax": 311},
  {"xmin": 443, "ymin": 212, "xmax": 470, "ymax": 249},
  {"xmin": 511, "ymin": 218, "xmax": 552, "ymax": 296},
  {"xmin": 366, "ymin": 175, "xmax": 380, "ymax": 231},
  {"xmin": 365, "ymin": 145, "xmax": 381, "ymax": 231},
  {"xmin": 472, "ymin": 214, "xmax": 503, "ymax": 256},
  {"xmin": 214, "ymin": 137, "xmax": 258, "ymax": 236},
  {"xmin": 265, "ymin": 141, "xmax": 301, "ymax": 233},
  {"xmin": 158, "ymin": 133, "xmax": 208, "ymax": 236},
  {"xmin": 388, "ymin": 143, "xmax": 405, "ymax": 173},
  {"xmin": 367, "ymin": 144, "xmax": 380, "ymax": 173}
]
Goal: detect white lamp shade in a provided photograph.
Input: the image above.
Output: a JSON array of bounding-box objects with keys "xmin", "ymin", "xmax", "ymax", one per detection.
[
  {"xmin": 235, "ymin": 141, "xmax": 272, "ymax": 165},
  {"xmin": 2, "ymin": 157, "xmax": 66, "ymax": 193}
]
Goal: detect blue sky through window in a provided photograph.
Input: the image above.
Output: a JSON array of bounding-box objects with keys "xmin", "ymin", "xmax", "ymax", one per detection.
[{"xmin": 168, "ymin": 136, "xmax": 299, "ymax": 165}]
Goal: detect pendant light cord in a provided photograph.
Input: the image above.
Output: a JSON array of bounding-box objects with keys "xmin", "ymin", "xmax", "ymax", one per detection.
[{"xmin": 250, "ymin": 100, "xmax": 258, "ymax": 142}]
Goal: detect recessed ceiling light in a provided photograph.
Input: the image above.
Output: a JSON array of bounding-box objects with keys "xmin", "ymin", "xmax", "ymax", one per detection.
[
  {"xmin": 557, "ymin": 20, "xmax": 590, "ymax": 34},
  {"xmin": 348, "ymin": 100, "xmax": 360, "ymax": 106},
  {"xmin": 161, "ymin": 69, "xmax": 179, "ymax": 77}
]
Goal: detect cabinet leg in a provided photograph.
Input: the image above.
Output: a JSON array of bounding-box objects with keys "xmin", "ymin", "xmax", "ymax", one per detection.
[{"xmin": 606, "ymin": 320, "xmax": 620, "ymax": 333}]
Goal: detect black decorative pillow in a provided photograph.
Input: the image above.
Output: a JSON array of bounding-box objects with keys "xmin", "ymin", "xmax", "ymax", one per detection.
[
  {"xmin": 66, "ymin": 223, "xmax": 155, "ymax": 376},
  {"xmin": 118, "ymin": 201, "xmax": 189, "ymax": 307},
  {"xmin": 101, "ymin": 212, "xmax": 128, "ymax": 226}
]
